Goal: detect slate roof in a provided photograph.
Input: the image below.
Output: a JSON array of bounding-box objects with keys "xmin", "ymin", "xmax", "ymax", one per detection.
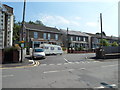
[
  {"xmin": 86, "ymin": 33, "xmax": 118, "ymax": 40},
  {"xmin": 24, "ymin": 23, "xmax": 61, "ymax": 33},
  {"xmin": 60, "ymin": 29, "xmax": 89, "ymax": 37}
]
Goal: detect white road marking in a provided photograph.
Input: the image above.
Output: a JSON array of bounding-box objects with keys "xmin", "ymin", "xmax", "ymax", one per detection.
[
  {"xmin": 64, "ymin": 58, "xmax": 69, "ymax": 63},
  {"xmin": 95, "ymin": 86, "xmax": 105, "ymax": 88},
  {"xmin": 40, "ymin": 64, "xmax": 47, "ymax": 66},
  {"xmin": 57, "ymin": 63, "xmax": 62, "ymax": 65},
  {"xmin": 110, "ymin": 84, "xmax": 116, "ymax": 87},
  {"xmin": 80, "ymin": 68, "xmax": 85, "ymax": 70},
  {"xmin": 49, "ymin": 64, "xmax": 55, "ymax": 65},
  {"xmin": 43, "ymin": 68, "xmax": 87, "ymax": 74},
  {"xmin": 44, "ymin": 70, "xmax": 59, "ymax": 73},
  {"xmin": 75, "ymin": 62, "xmax": 80, "ymax": 64},
  {"xmin": 2, "ymin": 74, "xmax": 14, "ymax": 78},
  {"xmin": 82, "ymin": 61, "xmax": 85, "ymax": 63},
  {"xmin": 101, "ymin": 64, "xmax": 118, "ymax": 68},
  {"xmin": 93, "ymin": 61, "xmax": 100, "ymax": 62},
  {"xmin": 68, "ymin": 62, "xmax": 73, "ymax": 64},
  {"xmin": 64, "ymin": 63, "xmax": 69, "ymax": 65}
]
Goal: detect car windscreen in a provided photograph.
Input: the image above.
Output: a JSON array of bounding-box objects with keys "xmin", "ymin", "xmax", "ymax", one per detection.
[{"xmin": 34, "ymin": 49, "xmax": 44, "ymax": 52}]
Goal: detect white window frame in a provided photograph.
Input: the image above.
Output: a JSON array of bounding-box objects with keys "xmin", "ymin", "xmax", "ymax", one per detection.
[
  {"xmin": 48, "ymin": 33, "xmax": 51, "ymax": 40},
  {"xmin": 55, "ymin": 34, "xmax": 58, "ymax": 40},
  {"xmin": 43, "ymin": 33, "xmax": 46, "ymax": 40}
]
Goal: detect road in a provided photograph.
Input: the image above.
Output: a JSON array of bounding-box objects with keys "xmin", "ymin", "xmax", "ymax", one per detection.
[{"xmin": 2, "ymin": 53, "xmax": 118, "ymax": 88}]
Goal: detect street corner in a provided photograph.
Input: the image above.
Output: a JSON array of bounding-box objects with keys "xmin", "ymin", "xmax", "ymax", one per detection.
[{"xmin": 0, "ymin": 60, "xmax": 40, "ymax": 69}]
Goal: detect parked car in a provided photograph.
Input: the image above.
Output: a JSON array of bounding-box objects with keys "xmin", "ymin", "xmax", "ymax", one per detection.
[
  {"xmin": 39, "ymin": 44, "xmax": 63, "ymax": 55},
  {"xmin": 32, "ymin": 48, "xmax": 45, "ymax": 59}
]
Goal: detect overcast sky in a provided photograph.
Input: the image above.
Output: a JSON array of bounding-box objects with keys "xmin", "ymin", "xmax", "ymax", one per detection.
[{"xmin": 2, "ymin": 1, "xmax": 118, "ymax": 36}]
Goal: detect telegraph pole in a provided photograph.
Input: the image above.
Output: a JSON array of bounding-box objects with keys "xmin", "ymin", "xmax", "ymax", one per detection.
[
  {"xmin": 100, "ymin": 13, "xmax": 103, "ymax": 48},
  {"xmin": 20, "ymin": 0, "xmax": 26, "ymax": 63},
  {"xmin": 67, "ymin": 27, "xmax": 69, "ymax": 53}
]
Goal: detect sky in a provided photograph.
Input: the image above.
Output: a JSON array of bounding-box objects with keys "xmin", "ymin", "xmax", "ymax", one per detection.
[{"xmin": 2, "ymin": 1, "xmax": 118, "ymax": 37}]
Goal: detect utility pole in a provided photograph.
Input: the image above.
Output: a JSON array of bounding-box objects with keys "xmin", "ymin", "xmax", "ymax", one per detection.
[
  {"xmin": 67, "ymin": 27, "xmax": 69, "ymax": 54},
  {"xmin": 20, "ymin": 0, "xmax": 26, "ymax": 63},
  {"xmin": 100, "ymin": 13, "xmax": 103, "ymax": 48}
]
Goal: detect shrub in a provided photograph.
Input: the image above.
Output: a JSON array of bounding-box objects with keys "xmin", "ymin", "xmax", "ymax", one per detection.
[{"xmin": 111, "ymin": 42, "xmax": 119, "ymax": 46}]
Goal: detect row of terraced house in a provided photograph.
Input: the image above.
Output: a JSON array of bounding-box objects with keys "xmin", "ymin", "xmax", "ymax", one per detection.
[{"xmin": 23, "ymin": 23, "xmax": 119, "ymax": 52}]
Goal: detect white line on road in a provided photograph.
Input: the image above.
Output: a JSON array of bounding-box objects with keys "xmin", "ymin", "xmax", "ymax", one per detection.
[
  {"xmin": 44, "ymin": 70, "xmax": 59, "ymax": 73},
  {"xmin": 57, "ymin": 63, "xmax": 62, "ymax": 65},
  {"xmin": 95, "ymin": 86, "xmax": 105, "ymax": 88},
  {"xmin": 43, "ymin": 68, "xmax": 86, "ymax": 74},
  {"xmin": 64, "ymin": 58, "xmax": 69, "ymax": 63},
  {"xmin": 75, "ymin": 62, "xmax": 80, "ymax": 64},
  {"xmin": 49, "ymin": 64, "xmax": 55, "ymax": 66},
  {"xmin": 40, "ymin": 64, "xmax": 47, "ymax": 66},
  {"xmin": 2, "ymin": 74, "xmax": 14, "ymax": 78},
  {"xmin": 64, "ymin": 63, "xmax": 69, "ymax": 65},
  {"xmin": 101, "ymin": 64, "xmax": 118, "ymax": 68}
]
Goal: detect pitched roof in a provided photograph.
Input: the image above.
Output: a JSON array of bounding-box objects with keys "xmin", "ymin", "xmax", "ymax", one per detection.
[
  {"xmin": 3, "ymin": 4, "xmax": 13, "ymax": 14},
  {"xmin": 60, "ymin": 29, "xmax": 89, "ymax": 37},
  {"xmin": 86, "ymin": 33, "xmax": 118, "ymax": 40},
  {"xmin": 24, "ymin": 23, "xmax": 61, "ymax": 33}
]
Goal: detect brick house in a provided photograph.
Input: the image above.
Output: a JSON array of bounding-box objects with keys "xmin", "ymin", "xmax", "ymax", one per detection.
[{"xmin": 24, "ymin": 23, "xmax": 63, "ymax": 48}]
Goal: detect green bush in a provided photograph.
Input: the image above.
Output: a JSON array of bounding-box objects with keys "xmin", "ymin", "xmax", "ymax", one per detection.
[
  {"xmin": 100, "ymin": 39, "xmax": 110, "ymax": 46},
  {"xmin": 111, "ymin": 42, "xmax": 119, "ymax": 46},
  {"xmin": 62, "ymin": 47, "xmax": 66, "ymax": 51},
  {"xmin": 78, "ymin": 46, "xmax": 84, "ymax": 51}
]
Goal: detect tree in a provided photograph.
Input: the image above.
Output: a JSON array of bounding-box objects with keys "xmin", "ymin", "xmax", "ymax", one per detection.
[
  {"xmin": 13, "ymin": 22, "xmax": 21, "ymax": 44},
  {"xmin": 35, "ymin": 20, "xmax": 45, "ymax": 26},
  {"xmin": 111, "ymin": 42, "xmax": 118, "ymax": 46},
  {"xmin": 28, "ymin": 21, "xmax": 35, "ymax": 24},
  {"xmin": 100, "ymin": 39, "xmax": 110, "ymax": 46},
  {"xmin": 96, "ymin": 31, "xmax": 106, "ymax": 36},
  {"xmin": 28, "ymin": 20, "xmax": 45, "ymax": 26}
]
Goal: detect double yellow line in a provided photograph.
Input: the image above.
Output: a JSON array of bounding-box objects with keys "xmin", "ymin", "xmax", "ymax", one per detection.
[{"xmin": 0, "ymin": 61, "xmax": 40, "ymax": 69}]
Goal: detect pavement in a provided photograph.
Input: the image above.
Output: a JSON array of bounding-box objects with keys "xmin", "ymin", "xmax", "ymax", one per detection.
[{"xmin": 0, "ymin": 57, "xmax": 40, "ymax": 69}]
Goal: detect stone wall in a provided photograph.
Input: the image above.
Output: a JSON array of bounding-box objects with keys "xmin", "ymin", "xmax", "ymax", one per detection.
[{"xmin": 103, "ymin": 46, "xmax": 120, "ymax": 54}]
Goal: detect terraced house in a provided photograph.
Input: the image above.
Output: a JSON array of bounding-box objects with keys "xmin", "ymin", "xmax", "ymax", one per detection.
[
  {"xmin": 86, "ymin": 33, "xmax": 119, "ymax": 50},
  {"xmin": 60, "ymin": 29, "xmax": 90, "ymax": 51},
  {"xmin": 24, "ymin": 23, "xmax": 63, "ymax": 48}
]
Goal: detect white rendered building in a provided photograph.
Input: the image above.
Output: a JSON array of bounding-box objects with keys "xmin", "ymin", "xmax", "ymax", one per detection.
[{"xmin": 0, "ymin": 3, "xmax": 14, "ymax": 49}]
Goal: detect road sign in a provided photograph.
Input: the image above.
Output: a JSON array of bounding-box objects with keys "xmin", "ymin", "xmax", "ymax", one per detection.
[{"xmin": 21, "ymin": 43, "xmax": 24, "ymax": 48}]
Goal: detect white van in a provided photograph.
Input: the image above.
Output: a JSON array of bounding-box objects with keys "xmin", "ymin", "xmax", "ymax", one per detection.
[{"xmin": 39, "ymin": 44, "xmax": 63, "ymax": 55}]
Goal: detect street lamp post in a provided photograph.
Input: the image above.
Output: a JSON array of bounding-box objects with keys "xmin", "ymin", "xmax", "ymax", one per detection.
[{"xmin": 20, "ymin": 0, "xmax": 26, "ymax": 63}]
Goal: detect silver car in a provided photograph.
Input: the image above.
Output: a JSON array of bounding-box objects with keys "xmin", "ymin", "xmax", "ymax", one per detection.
[{"xmin": 32, "ymin": 48, "xmax": 46, "ymax": 59}]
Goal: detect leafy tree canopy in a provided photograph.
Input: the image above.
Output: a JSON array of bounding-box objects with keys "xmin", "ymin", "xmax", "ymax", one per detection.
[
  {"xmin": 100, "ymin": 39, "xmax": 110, "ymax": 46},
  {"xmin": 96, "ymin": 31, "xmax": 106, "ymax": 36},
  {"xmin": 111, "ymin": 41, "xmax": 119, "ymax": 46}
]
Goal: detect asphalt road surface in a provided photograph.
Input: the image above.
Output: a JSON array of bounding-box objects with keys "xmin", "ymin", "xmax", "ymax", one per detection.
[{"xmin": 2, "ymin": 53, "xmax": 118, "ymax": 88}]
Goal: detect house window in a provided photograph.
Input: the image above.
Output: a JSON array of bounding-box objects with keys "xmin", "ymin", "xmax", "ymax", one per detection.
[
  {"xmin": 34, "ymin": 32, "xmax": 38, "ymax": 39},
  {"xmin": 76, "ymin": 37, "xmax": 78, "ymax": 41},
  {"xmin": 83, "ymin": 37, "xmax": 86, "ymax": 41},
  {"xmin": 55, "ymin": 34, "xmax": 58, "ymax": 40},
  {"xmin": 71, "ymin": 36, "xmax": 73, "ymax": 41},
  {"xmin": 43, "ymin": 33, "xmax": 46, "ymax": 40},
  {"xmin": 79, "ymin": 37, "xmax": 81, "ymax": 41},
  {"xmin": 48, "ymin": 33, "xmax": 50, "ymax": 40}
]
